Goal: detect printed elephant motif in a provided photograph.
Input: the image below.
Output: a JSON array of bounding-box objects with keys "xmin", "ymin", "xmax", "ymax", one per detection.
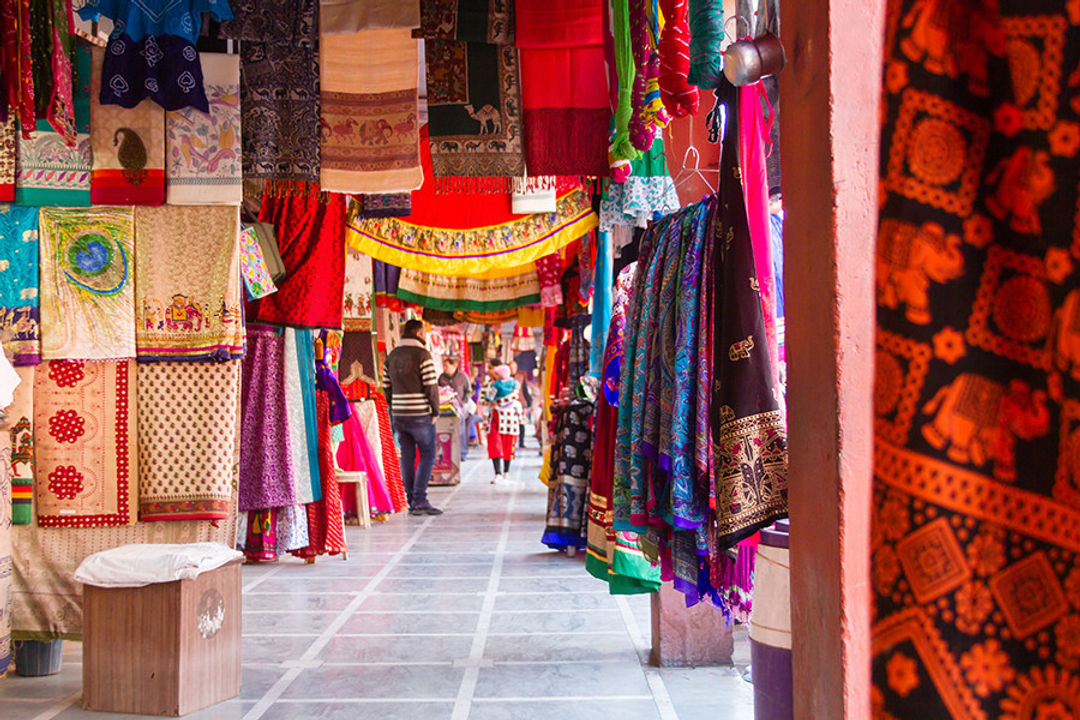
[
  {"xmin": 899, "ymin": 0, "xmax": 1002, "ymax": 95},
  {"xmin": 921, "ymin": 373, "xmax": 1049, "ymax": 481},
  {"xmin": 985, "ymin": 147, "xmax": 1055, "ymax": 236},
  {"xmin": 877, "ymin": 220, "xmax": 964, "ymax": 324},
  {"xmin": 1049, "ymin": 288, "xmax": 1080, "ymax": 381},
  {"xmin": 163, "ymin": 295, "xmax": 206, "ymax": 332}
]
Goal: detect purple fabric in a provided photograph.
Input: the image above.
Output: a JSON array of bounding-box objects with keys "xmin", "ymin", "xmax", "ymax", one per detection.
[
  {"xmin": 316, "ymin": 330, "xmax": 351, "ymax": 424},
  {"xmin": 239, "ymin": 324, "xmax": 301, "ymax": 511},
  {"xmin": 373, "ymin": 260, "xmax": 401, "ymax": 299},
  {"xmin": 100, "ymin": 34, "xmax": 210, "ymax": 112}
]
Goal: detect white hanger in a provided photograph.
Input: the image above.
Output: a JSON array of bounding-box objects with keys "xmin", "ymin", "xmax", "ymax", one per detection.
[{"xmin": 672, "ymin": 117, "xmax": 719, "ymax": 194}]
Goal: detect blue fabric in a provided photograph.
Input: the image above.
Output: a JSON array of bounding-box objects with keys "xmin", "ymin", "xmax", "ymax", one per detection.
[
  {"xmin": 295, "ymin": 329, "xmax": 323, "ymax": 503},
  {"xmin": 78, "ymin": 0, "xmax": 234, "ymax": 44},
  {"xmin": 394, "ymin": 416, "xmax": 437, "ymax": 508},
  {"xmin": 769, "ymin": 210, "xmax": 784, "ymax": 320},
  {"xmin": 0, "ymin": 205, "xmax": 40, "ymax": 366},
  {"xmin": 98, "ymin": 34, "xmax": 209, "ymax": 112},
  {"xmin": 589, "ymin": 231, "xmax": 613, "ymax": 379}
]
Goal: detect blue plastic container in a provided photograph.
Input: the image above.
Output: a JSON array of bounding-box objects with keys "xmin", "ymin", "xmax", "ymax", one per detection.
[{"xmin": 14, "ymin": 640, "xmax": 64, "ymax": 676}]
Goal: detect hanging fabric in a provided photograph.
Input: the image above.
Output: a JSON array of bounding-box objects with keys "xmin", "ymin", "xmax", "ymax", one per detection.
[
  {"xmin": 165, "ymin": 52, "xmax": 242, "ymax": 206},
  {"xmin": 39, "ymin": 206, "xmax": 136, "ymax": 360},
  {"xmin": 396, "ymin": 266, "xmax": 541, "ymax": 313},
  {"xmin": 34, "ymin": 359, "xmax": 138, "ymax": 528},
  {"xmin": 0, "ymin": 114, "xmax": 14, "ymax": 201},
  {"xmin": 320, "ymin": 0, "xmax": 420, "ymax": 33},
  {"xmin": 319, "ymin": 29, "xmax": 422, "ymax": 194},
  {"xmin": 347, "ymin": 128, "xmax": 598, "ymax": 277},
  {"xmin": 0, "ymin": 205, "xmax": 40, "ymax": 365},
  {"xmin": 342, "ymin": 246, "xmax": 375, "ymax": 331},
  {"xmin": 599, "ymin": 135, "xmax": 680, "ymax": 229},
  {"xmin": 8, "ymin": 366, "xmax": 33, "ymax": 525}
]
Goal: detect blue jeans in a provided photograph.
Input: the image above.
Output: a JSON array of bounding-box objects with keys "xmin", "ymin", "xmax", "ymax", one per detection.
[
  {"xmin": 394, "ymin": 415, "xmax": 437, "ymax": 509},
  {"xmin": 460, "ymin": 414, "xmax": 470, "ymax": 460}
]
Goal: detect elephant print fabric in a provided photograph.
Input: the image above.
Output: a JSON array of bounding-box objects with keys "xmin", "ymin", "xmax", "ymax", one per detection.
[
  {"xmin": 134, "ymin": 206, "xmax": 245, "ymax": 362},
  {"xmin": 318, "ymin": 30, "xmax": 423, "ymax": 194},
  {"xmin": 873, "ymin": 1, "xmax": 1080, "ymax": 718}
]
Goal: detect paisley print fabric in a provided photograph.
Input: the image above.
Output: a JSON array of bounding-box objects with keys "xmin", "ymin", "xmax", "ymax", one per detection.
[
  {"xmin": 871, "ymin": 2, "xmax": 1080, "ymax": 718},
  {"xmin": 38, "ymin": 206, "xmax": 136, "ymax": 360}
]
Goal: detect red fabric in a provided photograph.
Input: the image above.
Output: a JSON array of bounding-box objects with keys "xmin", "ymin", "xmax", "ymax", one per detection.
[
  {"xmin": 89, "ymin": 169, "xmax": 166, "ymax": 205},
  {"xmin": 519, "ymin": 48, "xmax": 610, "ymax": 177},
  {"xmin": 290, "ymin": 391, "xmax": 347, "ymax": 559},
  {"xmin": 487, "ymin": 430, "xmax": 517, "ymax": 461},
  {"xmin": 516, "ymin": 0, "xmax": 603, "ymax": 48},
  {"xmin": 373, "ymin": 392, "xmax": 408, "ymax": 513},
  {"xmin": 247, "ymin": 182, "xmax": 347, "ymax": 329},
  {"xmin": 375, "ymin": 126, "xmax": 581, "ymax": 232},
  {"xmin": 337, "ymin": 408, "xmax": 395, "ymax": 515},
  {"xmin": 657, "ymin": 0, "xmax": 698, "ymax": 118}
]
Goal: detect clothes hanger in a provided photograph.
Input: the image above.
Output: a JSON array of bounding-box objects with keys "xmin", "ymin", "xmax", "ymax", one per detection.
[{"xmin": 672, "ymin": 114, "xmax": 719, "ymax": 193}]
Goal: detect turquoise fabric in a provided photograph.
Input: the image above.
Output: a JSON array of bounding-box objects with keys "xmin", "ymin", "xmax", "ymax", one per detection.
[
  {"xmin": 78, "ymin": 0, "xmax": 233, "ymax": 43},
  {"xmin": 589, "ymin": 231, "xmax": 613, "ymax": 378},
  {"xmin": 687, "ymin": 0, "xmax": 724, "ymax": 88},
  {"xmin": 296, "ymin": 329, "xmax": 324, "ymax": 503}
]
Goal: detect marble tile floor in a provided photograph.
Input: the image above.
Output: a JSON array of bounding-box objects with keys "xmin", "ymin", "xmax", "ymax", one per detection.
[{"xmin": 1, "ymin": 452, "xmax": 753, "ymax": 720}]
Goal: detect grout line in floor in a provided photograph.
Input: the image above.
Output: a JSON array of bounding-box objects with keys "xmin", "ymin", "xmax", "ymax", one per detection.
[{"xmin": 616, "ymin": 596, "xmax": 679, "ymax": 720}]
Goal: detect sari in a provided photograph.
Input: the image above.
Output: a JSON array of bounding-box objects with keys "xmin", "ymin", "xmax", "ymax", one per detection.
[{"xmin": 0, "ymin": 205, "xmax": 40, "ymax": 365}]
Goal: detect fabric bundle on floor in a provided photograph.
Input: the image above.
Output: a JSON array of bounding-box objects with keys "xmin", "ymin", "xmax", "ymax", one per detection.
[
  {"xmin": 8, "ymin": 366, "xmax": 34, "ymax": 525},
  {"xmin": 516, "ymin": 0, "xmax": 610, "ymax": 177},
  {"xmin": 165, "ymin": 52, "xmax": 242, "ymax": 205},
  {"xmin": 88, "ymin": 47, "xmax": 166, "ymax": 205},
  {"xmin": 134, "ymin": 206, "xmax": 244, "ymax": 362},
  {"xmin": 39, "ymin": 206, "xmax": 136, "ymax": 360},
  {"xmin": 0, "ymin": 205, "xmax": 41, "ymax": 365},
  {"xmin": 420, "ymin": 0, "xmax": 524, "ymax": 180},
  {"xmin": 137, "ymin": 361, "xmax": 241, "ymax": 521},
  {"xmin": 239, "ymin": 325, "xmax": 302, "ymax": 511},
  {"xmin": 15, "ymin": 46, "xmax": 92, "ymax": 207},
  {"xmin": 396, "ymin": 266, "xmax": 541, "ymax": 312},
  {"xmin": 34, "ymin": 359, "xmax": 138, "ymax": 528},
  {"xmin": 246, "ymin": 182, "xmax": 347, "ymax": 328},
  {"xmin": 319, "ymin": 30, "xmax": 422, "ymax": 194},
  {"xmin": 347, "ymin": 128, "xmax": 598, "ymax": 277}
]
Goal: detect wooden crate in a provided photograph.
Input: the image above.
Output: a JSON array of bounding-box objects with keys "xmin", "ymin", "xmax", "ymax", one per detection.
[{"xmin": 82, "ymin": 558, "xmax": 242, "ymax": 716}]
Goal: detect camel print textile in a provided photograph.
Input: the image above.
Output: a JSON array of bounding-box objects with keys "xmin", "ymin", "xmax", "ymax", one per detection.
[
  {"xmin": 39, "ymin": 206, "xmax": 136, "ymax": 361},
  {"xmin": 134, "ymin": 206, "xmax": 244, "ymax": 362},
  {"xmin": 165, "ymin": 52, "xmax": 242, "ymax": 205},
  {"xmin": 137, "ymin": 361, "xmax": 240, "ymax": 521},
  {"xmin": 33, "ymin": 360, "xmax": 137, "ymax": 528},
  {"xmin": 871, "ymin": 1, "xmax": 1080, "ymax": 718},
  {"xmin": 319, "ymin": 30, "xmax": 422, "ymax": 194}
]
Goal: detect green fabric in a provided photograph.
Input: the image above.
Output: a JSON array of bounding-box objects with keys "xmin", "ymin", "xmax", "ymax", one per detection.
[
  {"xmin": 394, "ymin": 287, "xmax": 540, "ymax": 313},
  {"xmin": 687, "ymin": 0, "xmax": 724, "ymax": 89},
  {"xmin": 610, "ymin": 0, "xmax": 639, "ymax": 163}
]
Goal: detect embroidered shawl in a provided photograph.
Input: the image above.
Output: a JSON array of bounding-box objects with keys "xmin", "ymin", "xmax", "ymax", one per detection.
[
  {"xmin": 319, "ymin": 30, "xmax": 422, "ymax": 194},
  {"xmin": 396, "ymin": 266, "xmax": 541, "ymax": 312},
  {"xmin": 34, "ymin": 359, "xmax": 138, "ymax": 528},
  {"xmin": 134, "ymin": 206, "xmax": 244, "ymax": 361},
  {"xmin": 239, "ymin": 225, "xmax": 278, "ymax": 300},
  {"xmin": 15, "ymin": 45, "xmax": 91, "ymax": 207},
  {"xmin": 342, "ymin": 247, "xmax": 374, "ymax": 331},
  {"xmin": 39, "ymin": 206, "xmax": 136, "ymax": 360},
  {"xmin": 245, "ymin": 182, "xmax": 347, "ymax": 329},
  {"xmin": 89, "ymin": 47, "xmax": 166, "ymax": 205},
  {"xmin": 165, "ymin": 52, "xmax": 242, "ymax": 205},
  {"xmin": 347, "ymin": 129, "xmax": 598, "ymax": 277},
  {"xmin": 0, "ymin": 205, "xmax": 40, "ymax": 365},
  {"xmin": 137, "ymin": 361, "xmax": 240, "ymax": 521}
]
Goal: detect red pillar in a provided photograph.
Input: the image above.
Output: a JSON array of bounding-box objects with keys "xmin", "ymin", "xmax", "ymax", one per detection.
[{"xmin": 780, "ymin": 0, "xmax": 885, "ymax": 717}]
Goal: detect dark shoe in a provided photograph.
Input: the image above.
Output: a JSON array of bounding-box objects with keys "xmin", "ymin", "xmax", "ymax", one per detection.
[
  {"xmin": 417, "ymin": 504, "xmax": 443, "ymax": 515},
  {"xmin": 409, "ymin": 507, "xmax": 424, "ymax": 516}
]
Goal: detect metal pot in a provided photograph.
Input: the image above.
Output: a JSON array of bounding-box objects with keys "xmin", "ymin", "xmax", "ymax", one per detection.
[{"xmin": 723, "ymin": 32, "xmax": 786, "ymax": 87}]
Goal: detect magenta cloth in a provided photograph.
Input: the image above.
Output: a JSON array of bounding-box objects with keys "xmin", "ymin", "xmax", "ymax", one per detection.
[
  {"xmin": 337, "ymin": 408, "xmax": 394, "ymax": 515},
  {"xmin": 239, "ymin": 324, "xmax": 301, "ymax": 511},
  {"xmin": 739, "ymin": 84, "xmax": 780, "ymax": 383}
]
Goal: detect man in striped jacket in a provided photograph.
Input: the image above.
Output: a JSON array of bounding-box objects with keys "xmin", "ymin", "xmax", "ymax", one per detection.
[{"xmin": 382, "ymin": 320, "xmax": 443, "ymax": 516}]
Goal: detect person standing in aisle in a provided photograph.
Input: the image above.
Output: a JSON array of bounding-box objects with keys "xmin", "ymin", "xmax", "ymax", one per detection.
[
  {"xmin": 382, "ymin": 320, "xmax": 443, "ymax": 516},
  {"xmin": 439, "ymin": 355, "xmax": 473, "ymax": 462},
  {"xmin": 485, "ymin": 364, "xmax": 523, "ymax": 483}
]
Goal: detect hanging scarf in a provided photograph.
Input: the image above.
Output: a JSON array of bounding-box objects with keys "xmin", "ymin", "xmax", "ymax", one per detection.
[
  {"xmin": 246, "ymin": 182, "xmax": 347, "ymax": 329},
  {"xmin": 319, "ymin": 30, "xmax": 422, "ymax": 194},
  {"xmin": 15, "ymin": 44, "xmax": 91, "ymax": 206},
  {"xmin": 321, "ymin": 0, "xmax": 419, "ymax": 33},
  {"xmin": 396, "ymin": 266, "xmax": 541, "ymax": 313},
  {"xmin": 0, "ymin": 113, "xmax": 13, "ymax": 200},
  {"xmin": 657, "ymin": 0, "xmax": 697, "ymax": 118},
  {"xmin": 39, "ymin": 206, "xmax": 136, "ymax": 360},
  {"xmin": 3, "ymin": 0, "xmax": 36, "ymax": 138},
  {"xmin": 289, "ymin": 390, "xmax": 348, "ymax": 559},
  {"xmin": 0, "ymin": 204, "xmax": 40, "ymax": 365},
  {"xmin": 686, "ymin": 0, "xmax": 723, "ymax": 89},
  {"xmin": 342, "ymin": 247, "xmax": 374, "ymax": 331},
  {"xmin": 516, "ymin": 0, "xmax": 610, "ymax": 177},
  {"xmin": 89, "ymin": 47, "xmax": 166, "ymax": 205},
  {"xmin": 8, "ymin": 365, "xmax": 33, "ymax": 525},
  {"xmin": 165, "ymin": 52, "xmax": 242, "ymax": 205},
  {"xmin": 348, "ymin": 127, "xmax": 597, "ymax": 277},
  {"xmin": 134, "ymin": 206, "xmax": 244, "ymax": 362},
  {"xmin": 30, "ymin": 0, "xmax": 76, "ymax": 144},
  {"xmin": 34, "ymin": 360, "xmax": 138, "ymax": 528},
  {"xmin": 357, "ymin": 192, "xmax": 411, "ymax": 218}
]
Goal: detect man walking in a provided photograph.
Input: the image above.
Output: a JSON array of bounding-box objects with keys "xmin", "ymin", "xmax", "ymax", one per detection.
[
  {"xmin": 382, "ymin": 320, "xmax": 443, "ymax": 516},
  {"xmin": 438, "ymin": 356, "xmax": 473, "ymax": 461}
]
